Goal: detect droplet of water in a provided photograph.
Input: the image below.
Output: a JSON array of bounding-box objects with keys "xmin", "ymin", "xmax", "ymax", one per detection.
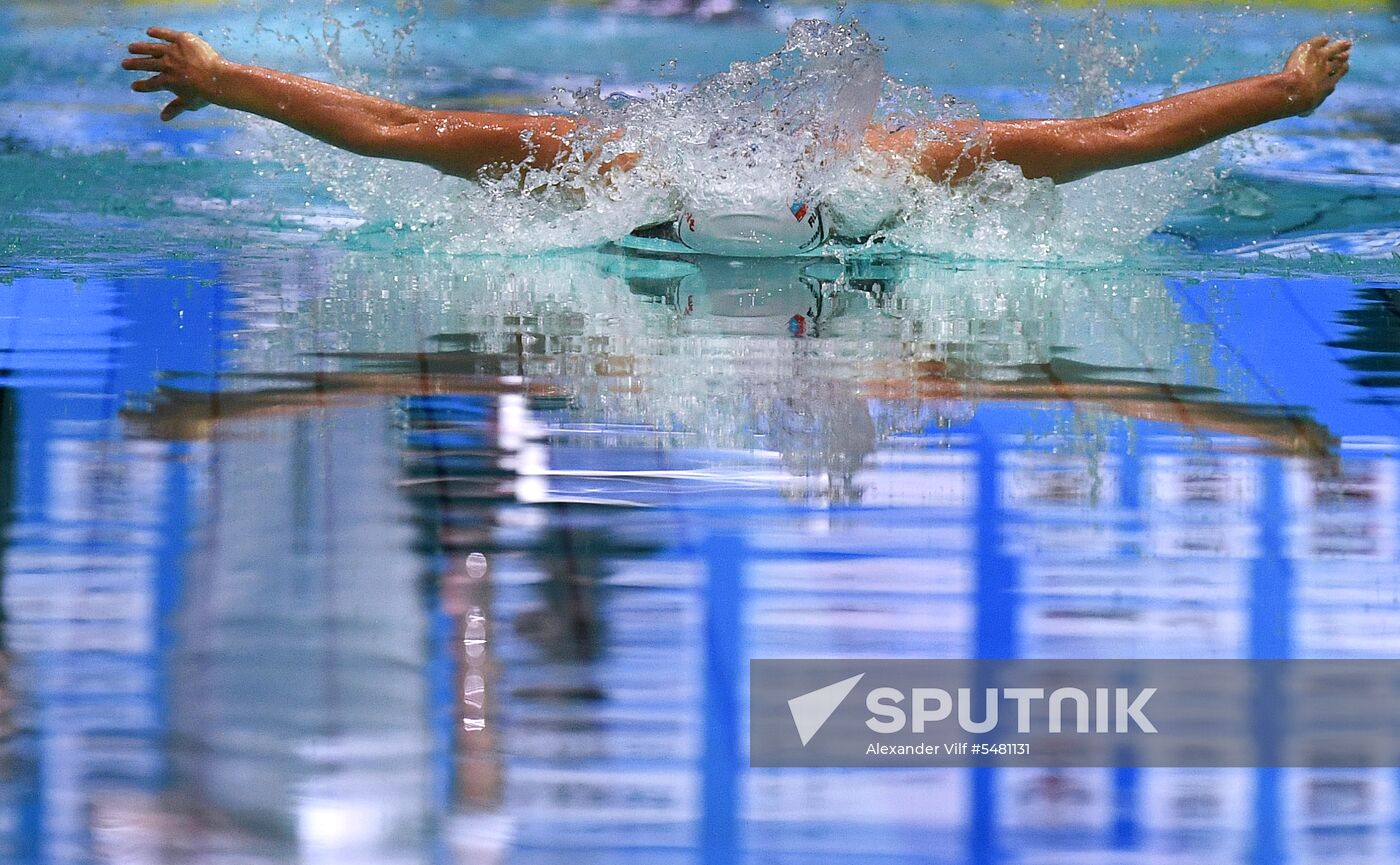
[{"xmin": 465, "ymin": 551, "xmax": 488, "ymax": 579}]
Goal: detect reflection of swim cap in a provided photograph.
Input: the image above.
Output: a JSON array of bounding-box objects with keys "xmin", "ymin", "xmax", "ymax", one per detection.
[{"xmin": 677, "ymin": 200, "xmax": 828, "ymax": 257}]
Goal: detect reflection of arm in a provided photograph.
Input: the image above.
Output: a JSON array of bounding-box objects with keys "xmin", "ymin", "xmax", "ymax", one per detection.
[
  {"xmin": 126, "ymin": 362, "xmax": 1333, "ymax": 456},
  {"xmin": 122, "ymin": 373, "xmax": 563, "ymax": 440},
  {"xmin": 863, "ymin": 363, "xmax": 1335, "ymax": 456},
  {"xmin": 1086, "ymin": 394, "xmax": 1332, "ymax": 456}
]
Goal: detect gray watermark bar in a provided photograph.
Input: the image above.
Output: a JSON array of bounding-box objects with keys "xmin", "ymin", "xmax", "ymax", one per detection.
[{"xmin": 750, "ymin": 659, "xmax": 1400, "ymax": 768}]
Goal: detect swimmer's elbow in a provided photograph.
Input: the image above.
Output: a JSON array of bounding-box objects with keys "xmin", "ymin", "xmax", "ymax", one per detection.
[
  {"xmin": 337, "ymin": 110, "xmax": 581, "ymax": 180},
  {"xmin": 978, "ymin": 124, "xmax": 1089, "ymax": 185},
  {"xmin": 345, "ymin": 109, "xmax": 430, "ymax": 160},
  {"xmin": 1078, "ymin": 112, "xmax": 1172, "ymax": 172},
  {"xmin": 927, "ymin": 106, "xmax": 1194, "ymax": 187},
  {"xmin": 345, "ymin": 113, "xmax": 479, "ymax": 178},
  {"xmin": 339, "ymin": 129, "xmax": 397, "ymax": 159},
  {"xmin": 1002, "ymin": 115, "xmax": 1150, "ymax": 184}
]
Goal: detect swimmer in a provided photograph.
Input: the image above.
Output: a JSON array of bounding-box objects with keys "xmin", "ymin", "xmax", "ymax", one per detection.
[{"xmin": 123, "ymin": 27, "xmax": 1350, "ymax": 202}]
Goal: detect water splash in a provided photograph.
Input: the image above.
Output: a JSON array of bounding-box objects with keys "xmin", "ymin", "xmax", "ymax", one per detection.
[{"xmin": 577, "ymin": 18, "xmax": 886, "ymax": 214}]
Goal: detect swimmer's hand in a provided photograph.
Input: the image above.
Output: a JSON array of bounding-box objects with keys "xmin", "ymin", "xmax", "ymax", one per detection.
[
  {"xmin": 1282, "ymin": 34, "xmax": 1351, "ymax": 116},
  {"xmin": 123, "ymin": 28, "xmax": 226, "ymax": 121}
]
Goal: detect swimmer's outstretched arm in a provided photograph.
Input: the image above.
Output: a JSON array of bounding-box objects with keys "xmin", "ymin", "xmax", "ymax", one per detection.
[
  {"xmin": 882, "ymin": 35, "xmax": 1351, "ymax": 184},
  {"xmin": 123, "ymin": 28, "xmax": 577, "ymax": 178}
]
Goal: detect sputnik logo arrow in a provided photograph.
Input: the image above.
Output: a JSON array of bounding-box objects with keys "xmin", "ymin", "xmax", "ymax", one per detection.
[{"xmin": 787, "ymin": 673, "xmax": 865, "ymax": 746}]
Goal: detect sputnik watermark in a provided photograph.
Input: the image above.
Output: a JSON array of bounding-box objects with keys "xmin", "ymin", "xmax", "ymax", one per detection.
[
  {"xmin": 789, "ymin": 679, "xmax": 1156, "ymax": 748},
  {"xmin": 865, "ymin": 686, "xmax": 1156, "ymax": 735},
  {"xmin": 787, "ymin": 673, "xmax": 864, "ymax": 746},
  {"xmin": 751, "ymin": 659, "xmax": 1400, "ymax": 768}
]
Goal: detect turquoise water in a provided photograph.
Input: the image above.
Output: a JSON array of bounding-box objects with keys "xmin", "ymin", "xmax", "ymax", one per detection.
[{"xmin": 3, "ymin": 1, "xmax": 1400, "ymax": 863}]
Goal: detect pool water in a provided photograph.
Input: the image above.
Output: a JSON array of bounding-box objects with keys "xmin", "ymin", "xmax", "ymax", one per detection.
[{"xmin": 3, "ymin": 1, "xmax": 1400, "ymax": 863}]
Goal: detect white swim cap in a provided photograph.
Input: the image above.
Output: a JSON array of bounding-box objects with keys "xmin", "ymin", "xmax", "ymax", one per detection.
[{"xmin": 676, "ymin": 199, "xmax": 828, "ymax": 257}]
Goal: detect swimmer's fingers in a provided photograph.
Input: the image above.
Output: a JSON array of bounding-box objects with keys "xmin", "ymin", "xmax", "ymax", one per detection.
[
  {"xmin": 1326, "ymin": 44, "xmax": 1350, "ymax": 80},
  {"xmin": 122, "ymin": 57, "xmax": 165, "ymax": 73},
  {"xmin": 127, "ymin": 42, "xmax": 166, "ymax": 57},
  {"xmin": 160, "ymin": 96, "xmax": 207, "ymax": 122},
  {"xmin": 131, "ymin": 74, "xmax": 168, "ymax": 94},
  {"xmin": 1323, "ymin": 38, "xmax": 1352, "ymax": 58},
  {"xmin": 160, "ymin": 98, "xmax": 186, "ymax": 122},
  {"xmin": 146, "ymin": 27, "xmax": 189, "ymax": 44}
]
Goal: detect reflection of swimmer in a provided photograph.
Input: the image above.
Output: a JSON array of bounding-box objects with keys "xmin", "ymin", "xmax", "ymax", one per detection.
[
  {"xmin": 606, "ymin": 254, "xmax": 888, "ymax": 336},
  {"xmin": 124, "ymin": 28, "xmax": 1350, "ymax": 253},
  {"xmin": 125, "ymin": 251, "xmax": 1337, "ymax": 459},
  {"xmin": 122, "ymin": 344, "xmax": 1334, "ymax": 461}
]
